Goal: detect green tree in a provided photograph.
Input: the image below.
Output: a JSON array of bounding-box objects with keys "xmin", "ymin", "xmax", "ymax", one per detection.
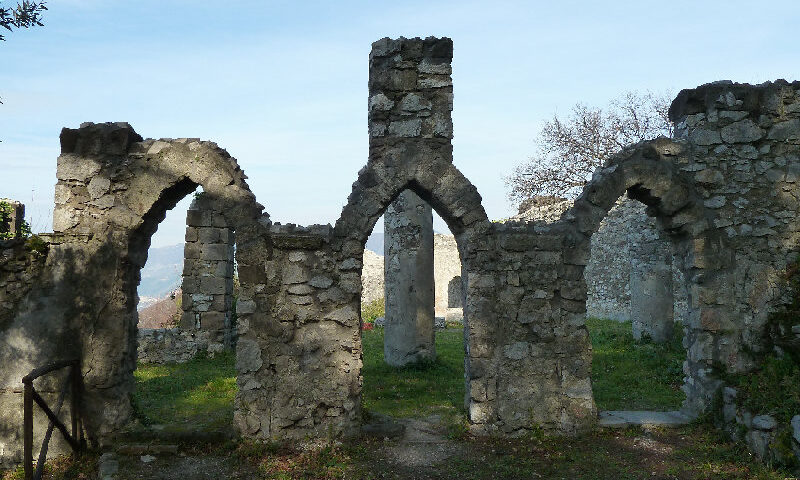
[
  {"xmin": 0, "ymin": 1, "xmax": 46, "ymax": 41},
  {"xmin": 506, "ymin": 91, "xmax": 673, "ymax": 210}
]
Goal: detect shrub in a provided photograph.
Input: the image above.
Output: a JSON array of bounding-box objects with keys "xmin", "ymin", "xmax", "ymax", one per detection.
[
  {"xmin": 361, "ymin": 297, "xmax": 384, "ymax": 324},
  {"xmin": 0, "ymin": 200, "xmax": 31, "ymax": 240}
]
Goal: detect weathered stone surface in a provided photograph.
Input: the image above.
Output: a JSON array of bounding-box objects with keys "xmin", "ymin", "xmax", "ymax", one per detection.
[
  {"xmin": 631, "ymin": 262, "xmax": 674, "ymax": 343},
  {"xmin": 137, "ymin": 328, "xmax": 210, "ymax": 364},
  {"xmin": 383, "ymin": 190, "xmax": 436, "ymax": 366},
  {"xmin": 721, "ymin": 119, "xmax": 763, "ymax": 143},
  {"xmin": 752, "ymin": 414, "xmax": 778, "ymax": 431}
]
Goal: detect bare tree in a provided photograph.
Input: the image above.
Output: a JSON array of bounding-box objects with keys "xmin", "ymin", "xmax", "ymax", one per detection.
[
  {"xmin": 0, "ymin": 1, "xmax": 46, "ymax": 41},
  {"xmin": 507, "ymin": 91, "xmax": 673, "ymax": 210}
]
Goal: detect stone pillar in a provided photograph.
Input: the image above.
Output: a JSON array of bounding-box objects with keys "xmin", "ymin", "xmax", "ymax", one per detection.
[
  {"xmin": 0, "ymin": 199, "xmax": 25, "ymax": 238},
  {"xmin": 181, "ymin": 194, "xmax": 236, "ymax": 350},
  {"xmin": 446, "ymin": 275, "xmax": 464, "ymax": 324},
  {"xmin": 383, "ymin": 190, "xmax": 436, "ymax": 366},
  {"xmin": 630, "ymin": 241, "xmax": 674, "ymax": 343}
]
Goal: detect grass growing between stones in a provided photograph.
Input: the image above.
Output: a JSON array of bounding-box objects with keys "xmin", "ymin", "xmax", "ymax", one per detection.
[
  {"xmin": 587, "ymin": 317, "xmax": 685, "ymax": 411},
  {"xmin": 361, "ymin": 328, "xmax": 465, "ymax": 420},
  {"xmin": 132, "ymin": 351, "xmax": 237, "ymax": 431}
]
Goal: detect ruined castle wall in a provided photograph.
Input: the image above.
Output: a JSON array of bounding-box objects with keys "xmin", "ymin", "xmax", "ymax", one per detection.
[
  {"xmin": 0, "ymin": 123, "xmax": 266, "ymax": 461},
  {"xmin": 233, "ymin": 223, "xmax": 362, "ymax": 439},
  {"xmin": 2, "ymin": 37, "xmax": 799, "ymax": 469},
  {"xmin": 514, "ymin": 196, "xmax": 690, "ymax": 327},
  {"xmin": 0, "ymin": 237, "xmax": 53, "ymax": 468},
  {"xmin": 668, "ymin": 80, "xmax": 800, "ymax": 411},
  {"xmin": 0, "ymin": 238, "xmax": 47, "ymax": 331}
]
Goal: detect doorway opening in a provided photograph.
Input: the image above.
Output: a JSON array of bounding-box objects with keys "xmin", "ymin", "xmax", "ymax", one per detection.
[
  {"xmin": 359, "ymin": 190, "xmax": 466, "ymax": 429},
  {"xmin": 132, "ymin": 187, "xmax": 239, "ymax": 436},
  {"xmin": 584, "ymin": 195, "xmax": 688, "ymax": 419}
]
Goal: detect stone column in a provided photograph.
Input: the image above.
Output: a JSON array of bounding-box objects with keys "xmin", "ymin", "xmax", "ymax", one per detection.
[
  {"xmin": 383, "ymin": 190, "xmax": 436, "ymax": 366},
  {"xmin": 181, "ymin": 194, "xmax": 236, "ymax": 350},
  {"xmin": 630, "ymin": 240, "xmax": 674, "ymax": 343},
  {"xmin": 0, "ymin": 199, "xmax": 25, "ymax": 238}
]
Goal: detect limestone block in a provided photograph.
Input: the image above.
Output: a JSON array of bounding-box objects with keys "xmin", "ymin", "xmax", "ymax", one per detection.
[
  {"xmin": 199, "ymin": 276, "xmax": 227, "ymax": 295},
  {"xmin": 368, "ymin": 93, "xmax": 394, "ymax": 112},
  {"xmin": 87, "ymin": 176, "xmax": 111, "ymax": 199},
  {"xmin": 236, "ymin": 339, "xmax": 263, "ymax": 373},
  {"xmin": 201, "ymin": 311, "xmax": 226, "ymax": 330},
  {"xmin": 767, "ymin": 118, "xmax": 800, "ymax": 140},
  {"xmin": 752, "ymin": 414, "xmax": 778, "ymax": 431},
  {"xmin": 387, "ymin": 119, "xmax": 422, "ymax": 137},
  {"xmin": 720, "ymin": 119, "xmax": 764, "ymax": 143},
  {"xmin": 198, "ymin": 227, "xmax": 221, "ymax": 243},
  {"xmin": 201, "ymin": 243, "xmax": 231, "ymax": 261}
]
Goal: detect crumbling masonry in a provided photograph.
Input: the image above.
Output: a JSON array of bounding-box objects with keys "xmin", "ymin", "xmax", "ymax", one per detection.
[{"xmin": 1, "ymin": 36, "xmax": 800, "ymax": 468}]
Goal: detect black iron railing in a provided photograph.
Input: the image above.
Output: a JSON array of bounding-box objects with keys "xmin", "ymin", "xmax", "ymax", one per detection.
[{"xmin": 22, "ymin": 359, "xmax": 85, "ymax": 480}]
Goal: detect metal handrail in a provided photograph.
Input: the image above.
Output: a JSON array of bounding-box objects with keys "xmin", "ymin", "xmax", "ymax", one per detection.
[{"xmin": 22, "ymin": 359, "xmax": 85, "ymax": 480}]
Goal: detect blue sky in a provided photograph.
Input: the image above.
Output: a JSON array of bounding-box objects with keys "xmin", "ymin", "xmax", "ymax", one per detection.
[{"xmin": 2, "ymin": 0, "xmax": 799, "ymax": 247}]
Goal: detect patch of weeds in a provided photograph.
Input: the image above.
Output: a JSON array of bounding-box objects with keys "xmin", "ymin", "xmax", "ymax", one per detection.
[
  {"xmin": 586, "ymin": 317, "xmax": 685, "ymax": 410},
  {"xmin": 24, "ymin": 234, "xmax": 47, "ymax": 254},
  {"xmin": 729, "ymin": 354, "xmax": 800, "ymax": 426},
  {"xmin": 360, "ymin": 297, "xmax": 384, "ymax": 325},
  {"xmin": 237, "ymin": 440, "xmax": 360, "ymax": 480},
  {"xmin": 2, "ymin": 453, "xmax": 98, "ymax": 480}
]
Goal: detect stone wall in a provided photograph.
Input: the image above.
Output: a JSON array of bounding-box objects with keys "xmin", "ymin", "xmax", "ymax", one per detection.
[
  {"xmin": 0, "ymin": 122, "xmax": 266, "ymax": 460},
  {"xmin": 433, "ymin": 233, "xmax": 461, "ymax": 318},
  {"xmin": 181, "ymin": 194, "xmax": 236, "ymax": 351},
  {"xmin": 234, "ymin": 222, "xmax": 362, "ymax": 439},
  {"xmin": 361, "ymin": 249, "xmax": 384, "ymax": 305},
  {"xmin": 667, "ymin": 79, "xmax": 800, "ymax": 411},
  {"xmin": 0, "ymin": 238, "xmax": 47, "ymax": 330},
  {"xmin": 720, "ymin": 386, "xmax": 800, "ymax": 465},
  {"xmin": 137, "ymin": 328, "xmax": 210, "ymax": 364}
]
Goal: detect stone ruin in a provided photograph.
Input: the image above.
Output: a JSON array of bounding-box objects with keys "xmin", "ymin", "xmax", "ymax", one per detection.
[
  {"xmin": 1, "ymin": 36, "xmax": 800, "ymax": 467},
  {"xmin": 137, "ymin": 194, "xmax": 238, "ymax": 364}
]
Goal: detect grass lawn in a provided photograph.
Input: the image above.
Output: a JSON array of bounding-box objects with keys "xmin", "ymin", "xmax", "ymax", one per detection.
[
  {"xmin": 132, "ymin": 351, "xmax": 237, "ymax": 431},
  {"xmin": 587, "ymin": 317, "xmax": 686, "ymax": 411},
  {"xmin": 361, "ymin": 328, "xmax": 465, "ymax": 420},
  {"xmin": 130, "ymin": 319, "xmax": 687, "ymax": 433},
  {"xmin": 7, "ymin": 325, "xmax": 795, "ymax": 480}
]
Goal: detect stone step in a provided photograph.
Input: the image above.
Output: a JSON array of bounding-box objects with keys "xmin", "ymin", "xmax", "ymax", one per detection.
[
  {"xmin": 116, "ymin": 443, "xmax": 179, "ymax": 455},
  {"xmin": 598, "ymin": 410, "xmax": 694, "ymax": 428}
]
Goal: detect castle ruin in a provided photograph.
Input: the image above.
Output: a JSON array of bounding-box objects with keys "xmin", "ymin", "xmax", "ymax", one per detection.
[{"xmin": 1, "ymin": 37, "xmax": 799, "ymax": 467}]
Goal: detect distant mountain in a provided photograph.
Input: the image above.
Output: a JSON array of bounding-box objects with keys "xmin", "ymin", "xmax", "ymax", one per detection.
[
  {"xmin": 139, "ymin": 288, "xmax": 181, "ymax": 328},
  {"xmin": 138, "ymin": 244, "xmax": 183, "ymax": 309}
]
